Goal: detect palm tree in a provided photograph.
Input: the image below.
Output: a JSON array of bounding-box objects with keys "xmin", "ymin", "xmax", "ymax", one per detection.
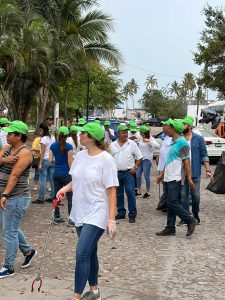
[
  {"xmin": 145, "ymin": 74, "xmax": 158, "ymax": 91},
  {"xmin": 181, "ymin": 73, "xmax": 196, "ymax": 103},
  {"xmin": 168, "ymin": 81, "xmax": 180, "ymax": 98},
  {"xmin": 129, "ymin": 78, "xmax": 139, "ymax": 109}
]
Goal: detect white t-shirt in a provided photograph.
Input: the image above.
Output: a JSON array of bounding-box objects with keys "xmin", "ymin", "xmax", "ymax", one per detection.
[
  {"xmin": 104, "ymin": 128, "xmax": 114, "ymax": 145},
  {"xmin": 157, "ymin": 136, "xmax": 173, "ymax": 171},
  {"xmin": 128, "ymin": 131, "xmax": 141, "ymax": 144},
  {"xmin": 110, "ymin": 139, "xmax": 143, "ymax": 171},
  {"xmin": 41, "ymin": 135, "xmax": 55, "ymax": 159},
  {"xmin": 0, "ymin": 129, "xmax": 8, "ymax": 147},
  {"xmin": 69, "ymin": 150, "xmax": 119, "ymax": 229},
  {"xmin": 66, "ymin": 136, "xmax": 80, "ymax": 158},
  {"xmin": 138, "ymin": 136, "xmax": 160, "ymax": 161}
]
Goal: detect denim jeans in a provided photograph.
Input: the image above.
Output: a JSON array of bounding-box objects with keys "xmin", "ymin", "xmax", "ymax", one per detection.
[
  {"xmin": 0, "ymin": 196, "xmax": 31, "ymax": 269},
  {"xmin": 53, "ymin": 173, "xmax": 72, "ymax": 219},
  {"xmin": 165, "ymin": 181, "xmax": 193, "ymax": 230},
  {"xmin": 157, "ymin": 182, "xmax": 167, "ymax": 208},
  {"xmin": 181, "ymin": 176, "xmax": 201, "ymax": 217},
  {"xmin": 75, "ymin": 224, "xmax": 104, "ymax": 294},
  {"xmin": 38, "ymin": 159, "xmax": 55, "ymax": 201},
  {"xmin": 116, "ymin": 171, "xmax": 137, "ymax": 219},
  {"xmin": 136, "ymin": 159, "xmax": 152, "ymax": 191}
]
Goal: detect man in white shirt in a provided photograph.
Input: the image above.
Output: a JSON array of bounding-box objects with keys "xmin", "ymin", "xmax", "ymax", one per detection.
[
  {"xmin": 104, "ymin": 120, "xmax": 114, "ymax": 144},
  {"xmin": 0, "ymin": 117, "xmax": 11, "ymax": 148},
  {"xmin": 128, "ymin": 123, "xmax": 141, "ymax": 144},
  {"xmin": 156, "ymin": 121, "xmax": 173, "ymax": 211},
  {"xmin": 110, "ymin": 124, "xmax": 143, "ymax": 223}
]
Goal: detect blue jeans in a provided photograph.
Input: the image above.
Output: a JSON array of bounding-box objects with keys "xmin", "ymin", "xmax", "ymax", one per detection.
[
  {"xmin": 53, "ymin": 173, "xmax": 72, "ymax": 219},
  {"xmin": 75, "ymin": 224, "xmax": 104, "ymax": 294},
  {"xmin": 181, "ymin": 177, "xmax": 201, "ymax": 217},
  {"xmin": 157, "ymin": 182, "xmax": 167, "ymax": 208},
  {"xmin": 116, "ymin": 171, "xmax": 137, "ymax": 218},
  {"xmin": 165, "ymin": 181, "xmax": 193, "ymax": 230},
  {"xmin": 38, "ymin": 159, "xmax": 55, "ymax": 201},
  {"xmin": 0, "ymin": 196, "xmax": 31, "ymax": 269},
  {"xmin": 136, "ymin": 159, "xmax": 152, "ymax": 191}
]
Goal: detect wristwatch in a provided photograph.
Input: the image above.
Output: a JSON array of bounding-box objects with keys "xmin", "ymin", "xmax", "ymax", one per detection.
[{"xmin": 1, "ymin": 193, "xmax": 8, "ymax": 198}]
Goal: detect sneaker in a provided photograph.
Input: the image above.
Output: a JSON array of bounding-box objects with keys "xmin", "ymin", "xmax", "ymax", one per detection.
[
  {"xmin": 53, "ymin": 217, "xmax": 65, "ymax": 224},
  {"xmin": 135, "ymin": 191, "xmax": 142, "ymax": 197},
  {"xmin": 156, "ymin": 204, "xmax": 167, "ymax": 211},
  {"xmin": 47, "ymin": 187, "xmax": 51, "ymax": 192},
  {"xmin": 0, "ymin": 267, "xmax": 15, "ymax": 279},
  {"xmin": 33, "ymin": 186, "xmax": 38, "ymax": 191},
  {"xmin": 156, "ymin": 228, "xmax": 176, "ymax": 236},
  {"xmin": 177, "ymin": 220, "xmax": 186, "ymax": 226},
  {"xmin": 45, "ymin": 198, "xmax": 53, "ymax": 203},
  {"xmin": 32, "ymin": 199, "xmax": 45, "ymax": 204},
  {"xmin": 21, "ymin": 249, "xmax": 37, "ymax": 268},
  {"xmin": 68, "ymin": 219, "xmax": 75, "ymax": 227},
  {"xmin": 115, "ymin": 215, "xmax": 125, "ymax": 220},
  {"xmin": 142, "ymin": 192, "xmax": 150, "ymax": 199},
  {"xmin": 186, "ymin": 219, "xmax": 197, "ymax": 237},
  {"xmin": 81, "ymin": 289, "xmax": 101, "ymax": 300},
  {"xmin": 194, "ymin": 215, "xmax": 201, "ymax": 225},
  {"xmin": 129, "ymin": 217, "xmax": 136, "ymax": 223}
]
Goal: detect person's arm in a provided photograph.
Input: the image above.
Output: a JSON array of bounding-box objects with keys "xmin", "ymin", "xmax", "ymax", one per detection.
[
  {"xmin": 38, "ymin": 143, "xmax": 46, "ymax": 171},
  {"xmin": 184, "ymin": 158, "xmax": 196, "ymax": 189},
  {"xmin": 107, "ymin": 186, "xmax": 117, "ymax": 239},
  {"xmin": 0, "ymin": 145, "xmax": 19, "ymax": 165},
  {"xmin": 108, "ymin": 129, "xmax": 114, "ymax": 141},
  {"xmin": 0, "ymin": 148, "xmax": 33, "ymax": 209},
  {"xmin": 130, "ymin": 142, "xmax": 143, "ymax": 174},
  {"xmin": 199, "ymin": 136, "xmax": 211, "ymax": 178},
  {"xmin": 67, "ymin": 150, "xmax": 73, "ymax": 168},
  {"xmin": 49, "ymin": 150, "xmax": 54, "ymax": 164},
  {"xmin": 149, "ymin": 136, "xmax": 160, "ymax": 148},
  {"xmin": 56, "ymin": 181, "xmax": 73, "ymax": 201}
]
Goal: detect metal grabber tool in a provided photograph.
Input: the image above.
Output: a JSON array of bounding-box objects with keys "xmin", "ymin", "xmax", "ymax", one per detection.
[{"xmin": 31, "ymin": 198, "xmax": 61, "ymax": 292}]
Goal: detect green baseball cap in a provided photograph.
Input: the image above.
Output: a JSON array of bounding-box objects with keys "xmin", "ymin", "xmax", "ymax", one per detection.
[
  {"xmin": 170, "ymin": 119, "xmax": 184, "ymax": 133},
  {"xmin": 94, "ymin": 119, "xmax": 101, "ymax": 125},
  {"xmin": 130, "ymin": 124, "xmax": 137, "ymax": 132},
  {"xmin": 57, "ymin": 126, "xmax": 69, "ymax": 135},
  {"xmin": 161, "ymin": 118, "xmax": 173, "ymax": 126},
  {"xmin": 0, "ymin": 117, "xmax": 10, "ymax": 125},
  {"xmin": 75, "ymin": 122, "xmax": 104, "ymax": 141},
  {"xmin": 139, "ymin": 125, "xmax": 150, "ymax": 133},
  {"xmin": 3, "ymin": 120, "xmax": 28, "ymax": 134},
  {"xmin": 70, "ymin": 125, "xmax": 78, "ymax": 133},
  {"xmin": 104, "ymin": 120, "xmax": 110, "ymax": 126},
  {"xmin": 117, "ymin": 124, "xmax": 128, "ymax": 131},
  {"xmin": 78, "ymin": 118, "xmax": 86, "ymax": 125},
  {"xmin": 181, "ymin": 116, "xmax": 194, "ymax": 127}
]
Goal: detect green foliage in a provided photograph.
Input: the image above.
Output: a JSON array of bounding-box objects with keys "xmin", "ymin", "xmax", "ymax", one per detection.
[{"xmin": 194, "ymin": 5, "xmax": 225, "ymax": 96}]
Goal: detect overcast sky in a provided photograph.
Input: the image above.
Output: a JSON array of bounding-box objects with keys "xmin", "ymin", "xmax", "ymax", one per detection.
[{"xmin": 100, "ymin": 0, "xmax": 224, "ymax": 108}]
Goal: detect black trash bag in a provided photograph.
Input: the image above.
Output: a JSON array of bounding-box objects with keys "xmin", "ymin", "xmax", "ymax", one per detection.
[
  {"xmin": 199, "ymin": 108, "xmax": 221, "ymax": 129},
  {"xmin": 207, "ymin": 151, "xmax": 225, "ymax": 194}
]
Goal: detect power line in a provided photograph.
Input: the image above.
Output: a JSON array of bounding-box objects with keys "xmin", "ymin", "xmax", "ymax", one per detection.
[{"xmin": 125, "ymin": 63, "xmax": 185, "ymax": 79}]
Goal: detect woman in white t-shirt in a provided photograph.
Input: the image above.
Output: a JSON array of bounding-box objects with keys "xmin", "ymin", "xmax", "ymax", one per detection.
[
  {"xmin": 56, "ymin": 122, "xmax": 118, "ymax": 300},
  {"xmin": 66, "ymin": 125, "xmax": 80, "ymax": 158},
  {"xmin": 136, "ymin": 125, "xmax": 159, "ymax": 199},
  {"xmin": 33, "ymin": 123, "xmax": 55, "ymax": 204}
]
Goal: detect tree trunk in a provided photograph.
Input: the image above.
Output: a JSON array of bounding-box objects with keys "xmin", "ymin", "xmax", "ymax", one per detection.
[
  {"xmin": 64, "ymin": 82, "xmax": 68, "ymax": 125},
  {"xmin": 34, "ymin": 86, "xmax": 49, "ymax": 134}
]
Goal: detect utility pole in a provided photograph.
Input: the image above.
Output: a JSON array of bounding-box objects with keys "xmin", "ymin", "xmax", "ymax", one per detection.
[{"xmin": 86, "ymin": 74, "xmax": 90, "ymax": 121}]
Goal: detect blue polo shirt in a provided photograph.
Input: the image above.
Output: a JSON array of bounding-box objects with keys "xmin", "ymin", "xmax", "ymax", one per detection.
[{"xmin": 50, "ymin": 142, "xmax": 73, "ymax": 174}]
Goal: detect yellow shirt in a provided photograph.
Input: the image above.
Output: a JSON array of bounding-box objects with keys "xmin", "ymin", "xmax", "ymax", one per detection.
[{"xmin": 32, "ymin": 137, "xmax": 41, "ymax": 158}]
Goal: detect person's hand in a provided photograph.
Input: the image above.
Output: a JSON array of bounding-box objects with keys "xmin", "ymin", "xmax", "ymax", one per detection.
[
  {"xmin": 143, "ymin": 138, "xmax": 150, "ymax": 142},
  {"xmin": 0, "ymin": 197, "xmax": 7, "ymax": 209},
  {"xmin": 56, "ymin": 189, "xmax": 66, "ymax": 202},
  {"xmin": 206, "ymin": 170, "xmax": 213, "ymax": 180},
  {"xmin": 156, "ymin": 173, "xmax": 163, "ymax": 184},
  {"xmin": 2, "ymin": 155, "xmax": 19, "ymax": 165},
  {"xmin": 187, "ymin": 178, "xmax": 196, "ymax": 189},
  {"xmin": 107, "ymin": 220, "xmax": 116, "ymax": 239},
  {"xmin": 129, "ymin": 166, "xmax": 137, "ymax": 174}
]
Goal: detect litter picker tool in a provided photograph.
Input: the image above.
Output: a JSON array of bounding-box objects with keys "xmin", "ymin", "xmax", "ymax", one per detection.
[{"xmin": 31, "ymin": 196, "xmax": 62, "ymax": 292}]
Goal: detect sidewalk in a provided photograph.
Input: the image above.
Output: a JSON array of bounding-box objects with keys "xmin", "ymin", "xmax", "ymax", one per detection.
[{"xmin": 1, "ymin": 164, "xmax": 225, "ymax": 299}]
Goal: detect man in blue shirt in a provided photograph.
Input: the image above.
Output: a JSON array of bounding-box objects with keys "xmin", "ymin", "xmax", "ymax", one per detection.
[
  {"xmin": 178, "ymin": 116, "xmax": 211, "ymax": 225},
  {"xmin": 156, "ymin": 119, "xmax": 197, "ymax": 237}
]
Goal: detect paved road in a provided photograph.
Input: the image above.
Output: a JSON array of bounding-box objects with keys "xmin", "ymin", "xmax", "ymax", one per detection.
[{"xmin": 1, "ymin": 163, "xmax": 225, "ymax": 300}]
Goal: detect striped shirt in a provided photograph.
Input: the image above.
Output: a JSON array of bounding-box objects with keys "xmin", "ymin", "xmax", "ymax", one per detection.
[{"xmin": 0, "ymin": 145, "xmax": 32, "ymax": 197}]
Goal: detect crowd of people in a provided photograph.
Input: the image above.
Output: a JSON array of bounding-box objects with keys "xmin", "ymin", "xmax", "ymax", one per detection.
[{"xmin": 0, "ymin": 114, "xmax": 211, "ymax": 300}]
